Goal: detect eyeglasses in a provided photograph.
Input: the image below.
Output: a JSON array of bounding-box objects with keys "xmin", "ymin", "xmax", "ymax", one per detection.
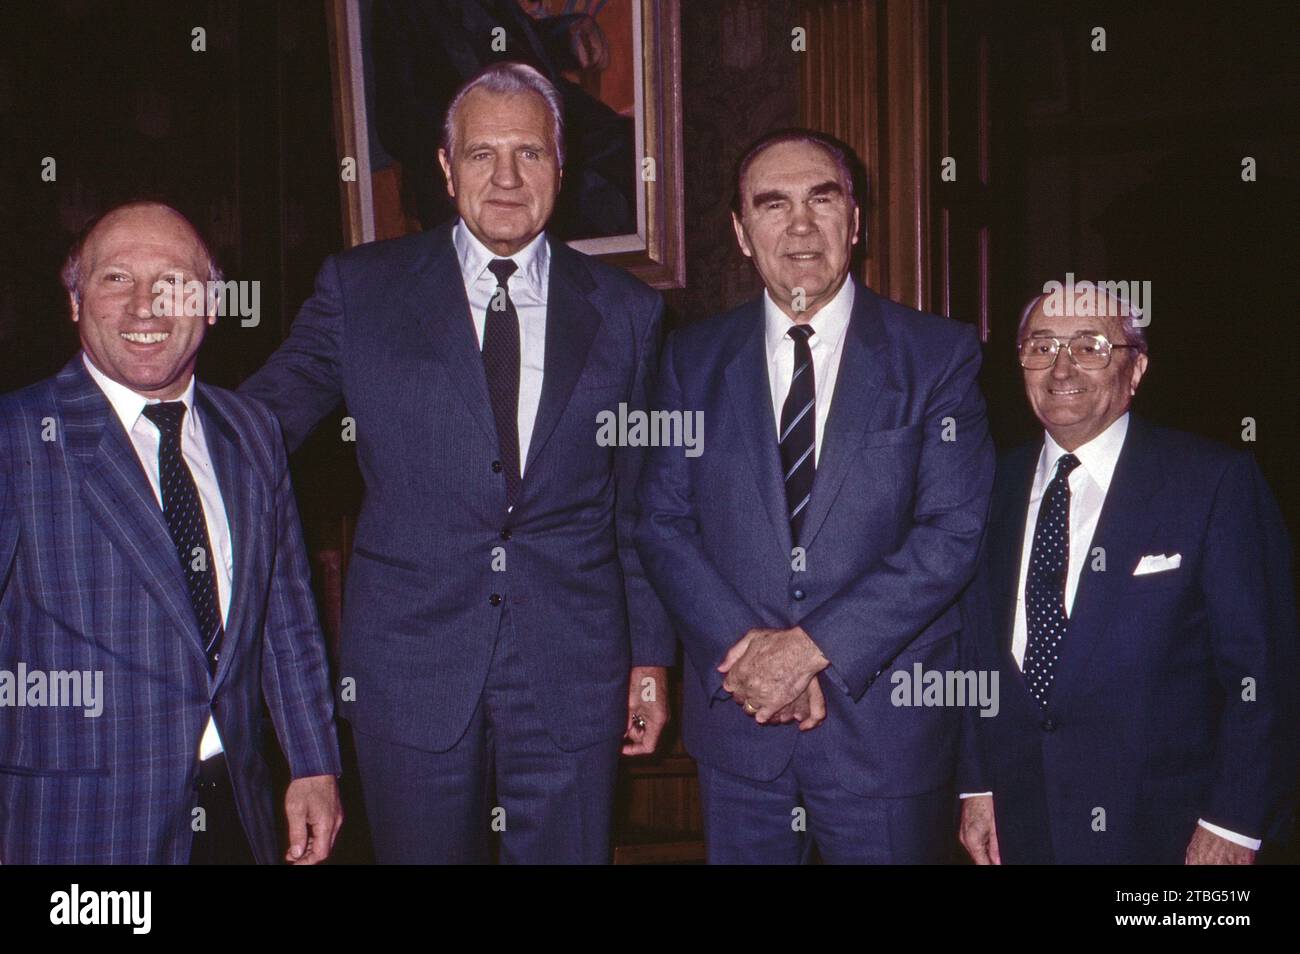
[{"xmin": 1017, "ymin": 333, "xmax": 1141, "ymax": 370}]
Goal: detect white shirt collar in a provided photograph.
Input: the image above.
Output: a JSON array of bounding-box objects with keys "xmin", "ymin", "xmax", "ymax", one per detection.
[
  {"xmin": 452, "ymin": 218, "xmax": 549, "ymax": 296},
  {"xmin": 1039, "ymin": 412, "xmax": 1130, "ymax": 495},
  {"xmin": 763, "ymin": 277, "xmax": 855, "ymax": 359},
  {"xmin": 82, "ymin": 352, "xmax": 198, "ymax": 436}
]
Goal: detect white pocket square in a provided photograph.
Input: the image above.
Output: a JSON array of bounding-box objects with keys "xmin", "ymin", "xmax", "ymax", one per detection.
[{"xmin": 1133, "ymin": 553, "xmax": 1182, "ymax": 576}]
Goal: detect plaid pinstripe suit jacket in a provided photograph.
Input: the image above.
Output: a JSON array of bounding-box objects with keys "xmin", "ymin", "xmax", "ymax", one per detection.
[{"xmin": 0, "ymin": 355, "xmax": 341, "ymax": 863}]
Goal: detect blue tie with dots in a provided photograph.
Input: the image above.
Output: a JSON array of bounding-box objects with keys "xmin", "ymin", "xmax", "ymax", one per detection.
[
  {"xmin": 141, "ymin": 402, "xmax": 224, "ymax": 675},
  {"xmin": 1023, "ymin": 452, "xmax": 1081, "ymax": 705}
]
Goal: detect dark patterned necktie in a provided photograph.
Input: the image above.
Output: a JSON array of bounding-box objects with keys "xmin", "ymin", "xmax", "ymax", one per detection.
[
  {"xmin": 483, "ymin": 258, "xmax": 522, "ymax": 508},
  {"xmin": 1023, "ymin": 452, "xmax": 1081, "ymax": 705},
  {"xmin": 141, "ymin": 402, "xmax": 224, "ymax": 675},
  {"xmin": 779, "ymin": 324, "xmax": 817, "ymax": 542}
]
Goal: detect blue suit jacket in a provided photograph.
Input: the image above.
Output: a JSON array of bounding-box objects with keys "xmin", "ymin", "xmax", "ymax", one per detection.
[
  {"xmin": 958, "ymin": 417, "xmax": 1299, "ymax": 863},
  {"xmin": 0, "ymin": 357, "xmax": 341, "ymax": 864},
  {"xmin": 635, "ymin": 281, "xmax": 994, "ymax": 794},
  {"xmin": 239, "ymin": 223, "xmax": 674, "ymax": 753}
]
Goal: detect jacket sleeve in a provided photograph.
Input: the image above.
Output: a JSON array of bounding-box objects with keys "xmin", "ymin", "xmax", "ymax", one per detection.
[
  {"xmin": 634, "ymin": 333, "xmax": 758, "ymax": 698},
  {"xmin": 615, "ymin": 294, "xmax": 676, "ymax": 667},
  {"xmin": 239, "ymin": 255, "xmax": 346, "ymax": 452},
  {"xmin": 798, "ymin": 324, "xmax": 995, "ymax": 699},
  {"xmin": 258, "ymin": 408, "xmax": 343, "ymax": 779},
  {"xmin": 1198, "ymin": 451, "xmax": 1299, "ymax": 841}
]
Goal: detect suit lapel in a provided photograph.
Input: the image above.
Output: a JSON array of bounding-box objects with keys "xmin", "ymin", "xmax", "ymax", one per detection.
[
  {"xmin": 58, "ymin": 358, "xmax": 209, "ymax": 669},
  {"xmin": 410, "ymin": 223, "xmax": 499, "ymax": 444},
  {"xmin": 991, "ymin": 443, "xmax": 1040, "ymax": 704},
  {"xmin": 194, "ymin": 387, "xmax": 259, "ymax": 690},
  {"xmin": 799, "ymin": 282, "xmax": 888, "ymax": 549},
  {"xmin": 1048, "ymin": 418, "xmax": 1167, "ymax": 712},
  {"xmin": 723, "ymin": 302, "xmax": 792, "ymax": 555},
  {"xmin": 521, "ymin": 238, "xmax": 602, "ymax": 479}
]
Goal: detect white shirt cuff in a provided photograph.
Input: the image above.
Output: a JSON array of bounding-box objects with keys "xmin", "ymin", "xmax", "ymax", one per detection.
[
  {"xmin": 1197, "ymin": 819, "xmax": 1261, "ymax": 850},
  {"xmin": 959, "ymin": 791, "xmax": 992, "ymax": 799}
]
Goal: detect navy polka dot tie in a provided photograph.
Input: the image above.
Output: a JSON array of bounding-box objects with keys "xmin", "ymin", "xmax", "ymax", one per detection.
[
  {"xmin": 1023, "ymin": 452, "xmax": 1081, "ymax": 705},
  {"xmin": 142, "ymin": 402, "xmax": 224, "ymax": 675}
]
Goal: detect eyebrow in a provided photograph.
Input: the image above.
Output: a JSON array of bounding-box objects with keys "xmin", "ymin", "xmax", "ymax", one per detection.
[{"xmin": 750, "ymin": 180, "xmax": 844, "ymax": 208}]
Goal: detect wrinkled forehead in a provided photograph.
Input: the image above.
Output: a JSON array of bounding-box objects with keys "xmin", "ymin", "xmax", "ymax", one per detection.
[
  {"xmin": 743, "ymin": 141, "xmax": 849, "ymax": 199},
  {"xmin": 455, "ymin": 88, "xmax": 554, "ymax": 144},
  {"xmin": 1023, "ymin": 296, "xmax": 1129, "ymax": 341},
  {"xmin": 84, "ymin": 206, "xmax": 207, "ymax": 272}
]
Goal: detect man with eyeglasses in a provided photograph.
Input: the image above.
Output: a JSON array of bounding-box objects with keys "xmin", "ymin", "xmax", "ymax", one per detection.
[{"xmin": 956, "ymin": 281, "xmax": 1297, "ymax": 865}]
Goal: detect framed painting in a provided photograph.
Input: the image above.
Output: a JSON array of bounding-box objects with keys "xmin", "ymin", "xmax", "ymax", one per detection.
[{"xmin": 327, "ymin": 0, "xmax": 684, "ymax": 288}]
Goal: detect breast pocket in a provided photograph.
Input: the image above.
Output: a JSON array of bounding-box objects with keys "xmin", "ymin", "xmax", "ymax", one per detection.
[{"xmin": 860, "ymin": 422, "xmax": 924, "ymax": 448}]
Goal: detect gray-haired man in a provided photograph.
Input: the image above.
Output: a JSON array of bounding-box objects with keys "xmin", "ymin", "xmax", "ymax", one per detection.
[{"xmin": 241, "ymin": 62, "xmax": 674, "ymax": 863}]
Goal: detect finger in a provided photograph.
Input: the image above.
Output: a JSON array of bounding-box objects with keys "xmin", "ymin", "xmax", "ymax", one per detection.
[
  {"xmin": 963, "ymin": 825, "xmax": 990, "ymax": 865},
  {"xmin": 717, "ymin": 637, "xmax": 751, "ymax": 674},
  {"xmin": 285, "ymin": 802, "xmax": 308, "ymax": 862},
  {"xmin": 797, "ymin": 677, "xmax": 825, "ymax": 730},
  {"xmin": 989, "ymin": 823, "xmax": 1001, "ymax": 865}
]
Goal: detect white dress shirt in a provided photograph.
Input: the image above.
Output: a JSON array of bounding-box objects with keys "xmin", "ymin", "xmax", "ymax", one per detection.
[
  {"xmin": 965, "ymin": 411, "xmax": 1258, "ymax": 849},
  {"xmin": 765, "ymin": 278, "xmax": 855, "ymax": 466},
  {"xmin": 83, "ymin": 355, "xmax": 231, "ymax": 760},
  {"xmin": 453, "ymin": 219, "xmax": 549, "ymax": 475}
]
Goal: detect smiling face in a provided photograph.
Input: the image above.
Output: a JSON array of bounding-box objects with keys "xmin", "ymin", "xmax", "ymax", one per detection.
[
  {"xmin": 437, "ymin": 87, "xmax": 561, "ymax": 256},
  {"xmin": 732, "ymin": 139, "xmax": 859, "ymax": 321},
  {"xmin": 71, "ymin": 203, "xmax": 215, "ymax": 400},
  {"xmin": 1020, "ymin": 299, "xmax": 1149, "ymax": 451}
]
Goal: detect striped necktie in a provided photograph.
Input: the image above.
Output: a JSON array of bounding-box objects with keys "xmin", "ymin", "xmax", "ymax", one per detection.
[{"xmin": 779, "ymin": 324, "xmax": 817, "ymax": 542}]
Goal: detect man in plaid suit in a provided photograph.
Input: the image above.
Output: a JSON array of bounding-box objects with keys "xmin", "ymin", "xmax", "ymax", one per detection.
[{"xmin": 0, "ymin": 201, "xmax": 342, "ymax": 864}]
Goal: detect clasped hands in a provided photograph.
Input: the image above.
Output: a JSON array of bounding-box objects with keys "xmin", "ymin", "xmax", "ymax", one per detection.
[{"xmin": 718, "ymin": 626, "xmax": 831, "ymax": 730}]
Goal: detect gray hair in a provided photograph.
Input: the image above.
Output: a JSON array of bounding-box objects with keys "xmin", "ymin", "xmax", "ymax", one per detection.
[
  {"xmin": 60, "ymin": 200, "xmax": 223, "ymax": 303},
  {"xmin": 441, "ymin": 62, "xmax": 565, "ymax": 167},
  {"xmin": 1016, "ymin": 282, "xmax": 1149, "ymax": 354}
]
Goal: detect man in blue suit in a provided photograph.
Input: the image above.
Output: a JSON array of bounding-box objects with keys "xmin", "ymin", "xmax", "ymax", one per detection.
[
  {"xmin": 0, "ymin": 201, "xmax": 343, "ymax": 864},
  {"xmin": 240, "ymin": 62, "xmax": 674, "ymax": 863},
  {"xmin": 958, "ymin": 283, "xmax": 1297, "ymax": 864},
  {"xmin": 635, "ymin": 129, "xmax": 994, "ymax": 863}
]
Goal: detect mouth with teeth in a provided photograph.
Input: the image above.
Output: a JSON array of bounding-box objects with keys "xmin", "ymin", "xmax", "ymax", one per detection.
[
  {"xmin": 120, "ymin": 332, "xmax": 171, "ymax": 345},
  {"xmin": 1048, "ymin": 387, "xmax": 1087, "ymax": 396}
]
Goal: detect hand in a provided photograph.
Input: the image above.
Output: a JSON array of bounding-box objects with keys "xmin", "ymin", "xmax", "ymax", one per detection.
[
  {"xmin": 717, "ymin": 626, "xmax": 829, "ymax": 723},
  {"xmin": 769, "ymin": 673, "xmax": 827, "ymax": 731},
  {"xmin": 1185, "ymin": 825, "xmax": 1256, "ymax": 865},
  {"xmin": 959, "ymin": 794, "xmax": 1001, "ymax": 865},
  {"xmin": 569, "ymin": 15, "xmax": 609, "ymax": 71},
  {"xmin": 623, "ymin": 665, "xmax": 670, "ymax": 756},
  {"xmin": 284, "ymin": 774, "xmax": 343, "ymax": 864}
]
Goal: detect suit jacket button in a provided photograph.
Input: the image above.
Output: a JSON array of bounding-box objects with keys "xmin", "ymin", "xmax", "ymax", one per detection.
[
  {"xmin": 1041, "ymin": 717, "xmax": 1057, "ymax": 732},
  {"xmin": 489, "ymin": 593, "xmax": 502, "ymax": 607},
  {"xmin": 500, "ymin": 528, "xmax": 512, "ymax": 541},
  {"xmin": 491, "ymin": 460, "xmax": 503, "ymax": 473},
  {"xmin": 792, "ymin": 588, "xmax": 806, "ymax": 601}
]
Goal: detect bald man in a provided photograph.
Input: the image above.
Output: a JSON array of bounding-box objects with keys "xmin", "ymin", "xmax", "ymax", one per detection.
[{"xmin": 0, "ymin": 201, "xmax": 342, "ymax": 864}]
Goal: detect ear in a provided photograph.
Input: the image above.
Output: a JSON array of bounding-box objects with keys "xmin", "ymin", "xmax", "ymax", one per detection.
[
  {"xmin": 851, "ymin": 204, "xmax": 861, "ymax": 246},
  {"xmin": 1129, "ymin": 352, "xmax": 1149, "ymax": 395},
  {"xmin": 68, "ymin": 291, "xmax": 80, "ymax": 323},
  {"xmin": 437, "ymin": 148, "xmax": 455, "ymax": 198},
  {"xmin": 731, "ymin": 212, "xmax": 753, "ymax": 259}
]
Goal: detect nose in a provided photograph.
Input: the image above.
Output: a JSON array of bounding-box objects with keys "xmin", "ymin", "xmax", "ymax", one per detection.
[
  {"xmin": 787, "ymin": 201, "xmax": 815, "ymax": 235},
  {"xmin": 491, "ymin": 153, "xmax": 521, "ymax": 189},
  {"xmin": 1049, "ymin": 345, "xmax": 1076, "ymax": 379},
  {"xmin": 130, "ymin": 281, "xmax": 158, "ymax": 319}
]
